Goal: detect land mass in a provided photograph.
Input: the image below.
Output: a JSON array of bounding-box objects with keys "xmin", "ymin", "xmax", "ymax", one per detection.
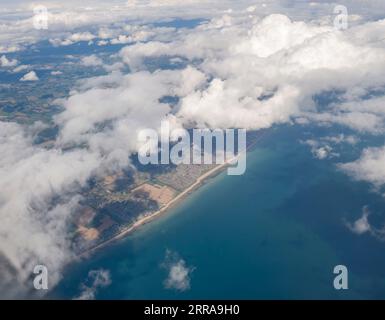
[{"xmin": 78, "ymin": 131, "xmax": 265, "ymax": 258}]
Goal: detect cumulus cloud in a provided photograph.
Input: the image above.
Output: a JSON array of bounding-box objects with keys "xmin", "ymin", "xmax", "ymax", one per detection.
[
  {"xmin": 49, "ymin": 32, "xmax": 96, "ymax": 47},
  {"xmin": 75, "ymin": 269, "xmax": 111, "ymax": 300},
  {"xmin": 0, "ymin": 45, "xmax": 21, "ymax": 54},
  {"xmin": 110, "ymin": 29, "xmax": 156, "ymax": 45},
  {"xmin": 339, "ymin": 146, "xmax": 385, "ymax": 189},
  {"xmin": 1, "ymin": 0, "xmax": 385, "ymax": 56},
  {"xmin": 302, "ymin": 134, "xmax": 358, "ymax": 160},
  {"xmin": 303, "ymin": 139, "xmax": 338, "ymax": 160},
  {"xmin": 116, "ymin": 13, "xmax": 385, "ymax": 132},
  {"xmin": 97, "ymin": 40, "xmax": 108, "ymax": 46},
  {"xmin": 54, "ymin": 68, "xmax": 203, "ymax": 154},
  {"xmin": 346, "ymin": 206, "xmax": 372, "ymax": 235},
  {"xmin": 313, "ymin": 146, "xmax": 333, "ymax": 160},
  {"xmin": 0, "ymin": 55, "xmax": 18, "ymax": 67},
  {"xmin": 321, "ymin": 134, "xmax": 359, "ymax": 145},
  {"xmin": 20, "ymin": 71, "xmax": 39, "ymax": 81},
  {"xmin": 0, "ymin": 0, "xmax": 246, "ymax": 52},
  {"xmin": 81, "ymin": 55, "xmax": 103, "ymax": 67},
  {"xmin": 162, "ymin": 250, "xmax": 194, "ymax": 292},
  {"xmin": 12, "ymin": 64, "xmax": 29, "ymax": 73},
  {"xmin": 0, "ymin": 122, "xmax": 101, "ymax": 297},
  {"xmin": 345, "ymin": 206, "xmax": 385, "ymax": 242}
]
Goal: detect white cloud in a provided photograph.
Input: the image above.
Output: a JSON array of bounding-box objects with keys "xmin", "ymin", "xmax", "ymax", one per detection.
[
  {"xmin": 346, "ymin": 206, "xmax": 372, "ymax": 235},
  {"xmin": 75, "ymin": 269, "xmax": 111, "ymax": 300},
  {"xmin": 339, "ymin": 146, "xmax": 385, "ymax": 189},
  {"xmin": 97, "ymin": 40, "xmax": 108, "ymax": 46},
  {"xmin": 0, "ymin": 0, "xmax": 242, "ymax": 52},
  {"xmin": 0, "ymin": 55, "xmax": 18, "ymax": 67},
  {"xmin": 0, "ymin": 122, "xmax": 101, "ymax": 296},
  {"xmin": 1, "ymin": 0, "xmax": 385, "ymax": 56},
  {"xmin": 346, "ymin": 206, "xmax": 385, "ymax": 242},
  {"xmin": 110, "ymin": 35, "xmax": 133, "ymax": 45},
  {"xmin": 314, "ymin": 146, "xmax": 332, "ymax": 160},
  {"xmin": 321, "ymin": 134, "xmax": 359, "ymax": 145},
  {"xmin": 54, "ymin": 68, "xmax": 202, "ymax": 153},
  {"xmin": 20, "ymin": 71, "xmax": 39, "ymax": 81},
  {"xmin": 69, "ymin": 32, "xmax": 96, "ymax": 42},
  {"xmin": 302, "ymin": 139, "xmax": 337, "ymax": 160},
  {"xmin": 81, "ymin": 54, "xmax": 103, "ymax": 67},
  {"xmin": 162, "ymin": 250, "xmax": 194, "ymax": 292},
  {"xmin": 12, "ymin": 64, "xmax": 29, "ymax": 73},
  {"xmin": 103, "ymin": 62, "xmax": 125, "ymax": 72},
  {"xmin": 116, "ymin": 13, "xmax": 385, "ymax": 132},
  {"xmin": 0, "ymin": 45, "xmax": 21, "ymax": 54},
  {"xmin": 50, "ymin": 32, "xmax": 96, "ymax": 47}
]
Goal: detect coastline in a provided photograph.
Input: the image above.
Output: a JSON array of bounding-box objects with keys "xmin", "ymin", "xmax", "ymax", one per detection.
[
  {"xmin": 79, "ymin": 132, "xmax": 264, "ymax": 258},
  {"xmin": 79, "ymin": 159, "xmax": 229, "ymax": 257}
]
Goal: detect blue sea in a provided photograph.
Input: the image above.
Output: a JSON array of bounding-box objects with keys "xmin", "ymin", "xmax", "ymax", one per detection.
[{"xmin": 50, "ymin": 124, "xmax": 385, "ymax": 300}]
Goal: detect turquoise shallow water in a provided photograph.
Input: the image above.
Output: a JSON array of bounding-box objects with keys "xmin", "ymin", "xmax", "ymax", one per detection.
[{"xmin": 51, "ymin": 125, "xmax": 385, "ymax": 299}]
